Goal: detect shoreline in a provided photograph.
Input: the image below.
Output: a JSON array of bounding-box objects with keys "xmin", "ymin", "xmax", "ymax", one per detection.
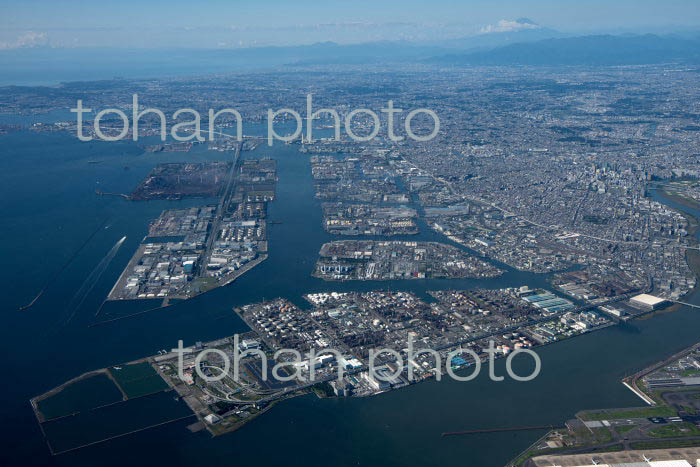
[
  {"xmin": 505, "ymin": 188, "xmax": 700, "ymax": 466},
  {"xmin": 657, "ymin": 188, "xmax": 700, "ymax": 310}
]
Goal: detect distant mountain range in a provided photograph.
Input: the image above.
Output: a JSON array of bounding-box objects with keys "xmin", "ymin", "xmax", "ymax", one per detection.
[
  {"xmin": 426, "ymin": 34, "xmax": 700, "ymax": 66},
  {"xmin": 283, "ymin": 33, "xmax": 700, "ymax": 67},
  {"xmin": 3, "ymin": 29, "xmax": 700, "ymax": 85},
  {"xmin": 433, "ymin": 18, "xmax": 566, "ymax": 50},
  {"xmin": 434, "ymin": 28, "xmax": 565, "ymax": 50}
]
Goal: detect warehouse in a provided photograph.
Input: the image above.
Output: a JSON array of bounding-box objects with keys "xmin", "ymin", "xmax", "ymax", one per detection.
[{"xmin": 629, "ymin": 294, "xmax": 668, "ymax": 311}]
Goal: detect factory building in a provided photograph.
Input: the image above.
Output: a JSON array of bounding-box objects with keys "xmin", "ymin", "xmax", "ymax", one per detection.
[{"xmin": 629, "ymin": 293, "xmax": 668, "ymax": 311}]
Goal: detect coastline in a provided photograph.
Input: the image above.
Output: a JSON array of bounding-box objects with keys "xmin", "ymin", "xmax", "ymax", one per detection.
[{"xmin": 504, "ymin": 187, "xmax": 700, "ymax": 466}]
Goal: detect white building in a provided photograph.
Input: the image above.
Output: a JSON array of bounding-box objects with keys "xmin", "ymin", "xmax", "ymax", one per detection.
[{"xmin": 629, "ymin": 293, "xmax": 668, "ymax": 311}]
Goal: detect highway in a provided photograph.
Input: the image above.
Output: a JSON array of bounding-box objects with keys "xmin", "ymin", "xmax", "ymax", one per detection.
[{"xmin": 197, "ymin": 140, "xmax": 242, "ymax": 278}]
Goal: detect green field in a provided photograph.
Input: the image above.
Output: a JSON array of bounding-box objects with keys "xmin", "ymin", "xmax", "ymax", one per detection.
[
  {"xmin": 614, "ymin": 425, "xmax": 637, "ymax": 435},
  {"xmin": 108, "ymin": 362, "xmax": 169, "ymax": 399},
  {"xmin": 649, "ymin": 422, "xmax": 700, "ymax": 438},
  {"xmin": 592, "ymin": 427, "xmax": 613, "ymax": 443},
  {"xmin": 630, "ymin": 439, "xmax": 700, "ymax": 450},
  {"xmin": 579, "ymin": 406, "xmax": 677, "ymax": 421}
]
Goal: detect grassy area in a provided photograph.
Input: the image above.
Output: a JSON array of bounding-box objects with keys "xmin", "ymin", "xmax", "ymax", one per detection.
[
  {"xmin": 109, "ymin": 362, "xmax": 169, "ymax": 399},
  {"xmin": 230, "ymin": 391, "xmax": 263, "ymax": 402},
  {"xmin": 614, "ymin": 425, "xmax": 637, "ymax": 435},
  {"xmin": 649, "ymin": 422, "xmax": 700, "ymax": 438},
  {"xmin": 193, "ymin": 276, "xmax": 219, "ymax": 293},
  {"xmin": 568, "ymin": 425, "xmax": 617, "ymax": 446},
  {"xmin": 660, "ymin": 188, "xmax": 700, "ymax": 211},
  {"xmin": 592, "ymin": 427, "xmax": 614, "ymax": 443},
  {"xmin": 511, "ymin": 444, "xmax": 568, "ymax": 467},
  {"xmin": 630, "ymin": 439, "xmax": 700, "ymax": 450},
  {"xmin": 579, "ymin": 406, "xmax": 677, "ymax": 421},
  {"xmin": 312, "ymin": 382, "xmax": 335, "ymax": 398}
]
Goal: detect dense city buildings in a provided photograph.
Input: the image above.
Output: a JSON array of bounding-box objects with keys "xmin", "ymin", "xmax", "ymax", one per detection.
[
  {"xmin": 314, "ymin": 240, "xmax": 502, "ymax": 280},
  {"xmin": 6, "ymin": 65, "xmax": 698, "ymax": 300}
]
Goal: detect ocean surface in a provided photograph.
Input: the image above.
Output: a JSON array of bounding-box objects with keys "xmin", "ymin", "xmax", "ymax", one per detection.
[
  {"xmin": 1, "ymin": 117, "xmax": 699, "ymax": 467},
  {"xmin": 0, "ymin": 49, "xmax": 274, "ymax": 87}
]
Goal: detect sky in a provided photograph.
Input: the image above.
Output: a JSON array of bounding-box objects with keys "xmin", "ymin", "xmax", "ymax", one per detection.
[{"xmin": 1, "ymin": 0, "xmax": 699, "ymax": 49}]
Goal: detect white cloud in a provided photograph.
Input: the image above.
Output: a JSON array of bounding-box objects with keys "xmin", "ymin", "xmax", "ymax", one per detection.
[
  {"xmin": 0, "ymin": 31, "xmax": 50, "ymax": 49},
  {"xmin": 480, "ymin": 19, "xmax": 540, "ymax": 34}
]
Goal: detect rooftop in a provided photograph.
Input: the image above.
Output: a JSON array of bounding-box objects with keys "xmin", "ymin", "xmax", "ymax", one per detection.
[{"xmin": 630, "ymin": 294, "xmax": 667, "ymax": 306}]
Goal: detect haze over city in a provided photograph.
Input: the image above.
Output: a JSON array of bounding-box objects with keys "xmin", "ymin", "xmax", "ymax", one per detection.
[{"xmin": 2, "ymin": 0, "xmax": 700, "ymax": 49}]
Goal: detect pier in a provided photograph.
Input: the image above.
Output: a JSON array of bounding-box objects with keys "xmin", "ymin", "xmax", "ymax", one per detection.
[{"xmin": 442, "ymin": 425, "xmax": 554, "ymax": 437}]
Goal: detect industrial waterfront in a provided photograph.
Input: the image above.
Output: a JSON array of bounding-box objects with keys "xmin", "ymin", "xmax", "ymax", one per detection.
[{"xmin": 2, "ymin": 119, "xmax": 700, "ymax": 467}]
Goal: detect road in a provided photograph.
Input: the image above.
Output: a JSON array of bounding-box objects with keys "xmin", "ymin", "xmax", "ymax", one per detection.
[
  {"xmin": 399, "ymin": 156, "xmax": 700, "ymax": 251},
  {"xmin": 197, "ymin": 140, "xmax": 242, "ymax": 278}
]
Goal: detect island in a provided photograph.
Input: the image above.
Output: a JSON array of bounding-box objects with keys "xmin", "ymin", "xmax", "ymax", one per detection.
[{"xmin": 107, "ymin": 148, "xmax": 276, "ymax": 304}]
